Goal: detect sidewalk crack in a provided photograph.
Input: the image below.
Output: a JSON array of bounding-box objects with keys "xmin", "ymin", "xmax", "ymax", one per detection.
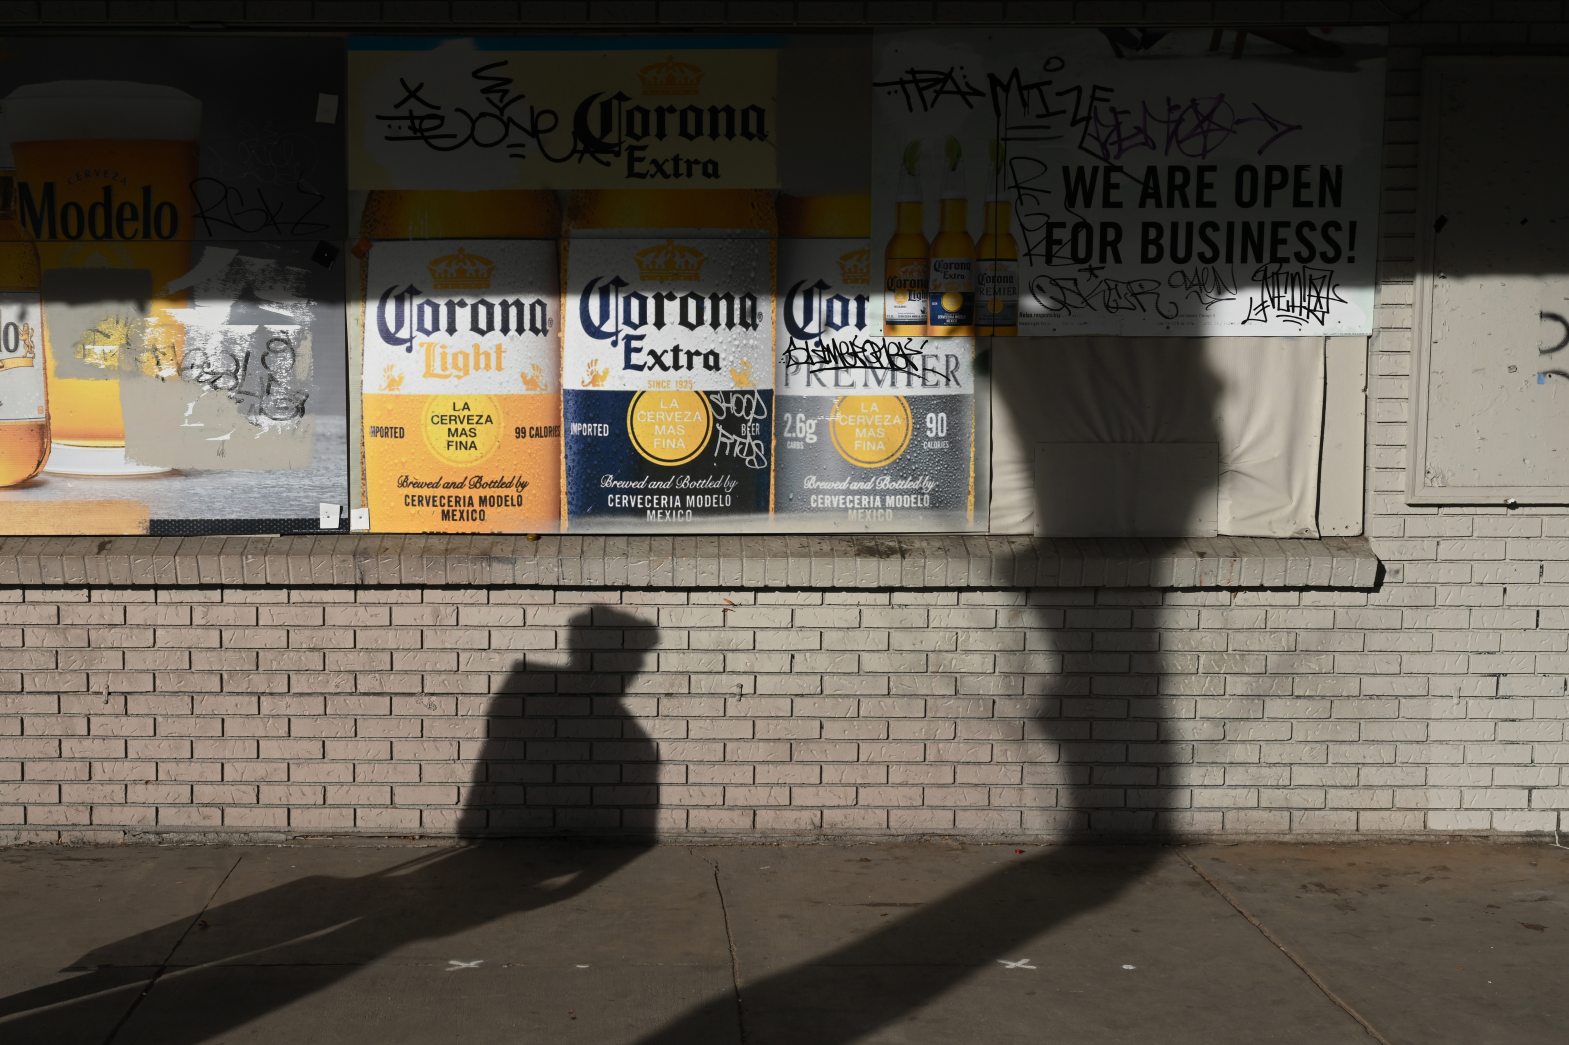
[
  {"xmin": 102, "ymin": 853, "xmax": 245, "ymax": 1045},
  {"xmin": 1177, "ymin": 849, "xmax": 1394, "ymax": 1045},
  {"xmin": 693, "ymin": 847, "xmax": 747, "ymax": 1045}
]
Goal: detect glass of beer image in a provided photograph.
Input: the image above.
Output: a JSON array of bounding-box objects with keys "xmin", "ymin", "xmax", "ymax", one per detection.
[
  {"xmin": 0, "ymin": 168, "xmax": 51, "ymax": 488},
  {"xmin": 5, "ymin": 80, "xmax": 200, "ymax": 475}
]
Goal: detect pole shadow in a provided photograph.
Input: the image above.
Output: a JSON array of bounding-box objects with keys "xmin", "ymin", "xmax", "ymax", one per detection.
[
  {"xmin": 629, "ymin": 337, "xmax": 1225, "ymax": 1044},
  {"xmin": 0, "ymin": 607, "xmax": 659, "ymax": 1045}
]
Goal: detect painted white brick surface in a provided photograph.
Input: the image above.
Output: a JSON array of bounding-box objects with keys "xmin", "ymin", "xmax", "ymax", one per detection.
[{"xmin": 0, "ymin": 583, "xmax": 1564, "ymax": 843}]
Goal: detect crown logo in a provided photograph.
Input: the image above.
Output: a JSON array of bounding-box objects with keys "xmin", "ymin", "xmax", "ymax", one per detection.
[
  {"xmin": 837, "ymin": 248, "xmax": 871, "ymax": 285},
  {"xmin": 637, "ymin": 55, "xmax": 704, "ymax": 96},
  {"xmin": 634, "ymin": 239, "xmax": 706, "ymax": 282},
  {"xmin": 427, "ymin": 248, "xmax": 495, "ymax": 291}
]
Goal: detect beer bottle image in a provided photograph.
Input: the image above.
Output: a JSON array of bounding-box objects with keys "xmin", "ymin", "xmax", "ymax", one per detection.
[
  {"xmin": 0, "ymin": 171, "xmax": 49, "ymax": 487},
  {"xmin": 883, "ymin": 141, "xmax": 928, "ymax": 337},
  {"xmin": 977, "ymin": 141, "xmax": 1019, "ymax": 337},
  {"xmin": 776, "ymin": 193, "xmax": 977, "ymax": 532},
  {"xmin": 358, "ymin": 190, "xmax": 563, "ymax": 534},
  {"xmin": 6, "ymin": 81, "xmax": 200, "ymax": 476},
  {"xmin": 563, "ymin": 189, "xmax": 774, "ymax": 530},
  {"xmin": 928, "ymin": 136, "xmax": 975, "ymax": 336}
]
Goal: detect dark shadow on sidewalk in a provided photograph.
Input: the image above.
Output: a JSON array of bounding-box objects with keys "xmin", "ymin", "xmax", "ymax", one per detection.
[
  {"xmin": 629, "ymin": 337, "xmax": 1226, "ymax": 1044},
  {"xmin": 0, "ymin": 607, "xmax": 658, "ymax": 1045}
]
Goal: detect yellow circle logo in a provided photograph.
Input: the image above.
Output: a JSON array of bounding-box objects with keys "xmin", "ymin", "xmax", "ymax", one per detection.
[
  {"xmin": 829, "ymin": 395, "xmax": 912, "ymax": 468},
  {"xmin": 422, "ymin": 394, "xmax": 502, "ymax": 465},
  {"xmin": 941, "ymin": 291, "xmax": 965, "ymax": 312},
  {"xmin": 627, "ymin": 390, "xmax": 713, "ymax": 467},
  {"xmin": 894, "ymin": 290, "xmax": 909, "ymax": 305},
  {"xmin": 987, "ymin": 297, "xmax": 1005, "ymax": 314}
]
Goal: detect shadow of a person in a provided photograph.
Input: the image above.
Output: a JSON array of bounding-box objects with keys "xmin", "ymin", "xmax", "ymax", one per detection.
[
  {"xmin": 0, "ymin": 606, "xmax": 659, "ymax": 1045},
  {"xmin": 629, "ymin": 336, "xmax": 1228, "ymax": 1044}
]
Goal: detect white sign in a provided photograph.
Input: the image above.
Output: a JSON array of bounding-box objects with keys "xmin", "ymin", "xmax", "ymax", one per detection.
[{"xmin": 872, "ymin": 27, "xmax": 1387, "ymax": 336}]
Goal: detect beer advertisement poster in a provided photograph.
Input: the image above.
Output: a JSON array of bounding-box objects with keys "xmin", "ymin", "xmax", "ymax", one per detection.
[
  {"xmin": 870, "ymin": 28, "xmax": 1387, "ymax": 337},
  {"xmin": 562, "ymin": 235, "xmax": 774, "ymax": 530},
  {"xmin": 348, "ymin": 37, "xmax": 779, "ymax": 191},
  {"xmin": 774, "ymin": 237, "xmax": 978, "ymax": 531},
  {"xmin": 0, "ymin": 36, "xmax": 349, "ymax": 535},
  {"xmin": 360, "ymin": 238, "xmax": 561, "ymax": 533}
]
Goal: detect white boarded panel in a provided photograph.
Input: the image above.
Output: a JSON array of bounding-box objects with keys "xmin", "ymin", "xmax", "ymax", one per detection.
[
  {"xmin": 1319, "ymin": 335, "xmax": 1367, "ymax": 535},
  {"xmin": 991, "ymin": 337, "xmax": 1322, "ymax": 537},
  {"xmin": 1410, "ymin": 58, "xmax": 1569, "ymax": 504}
]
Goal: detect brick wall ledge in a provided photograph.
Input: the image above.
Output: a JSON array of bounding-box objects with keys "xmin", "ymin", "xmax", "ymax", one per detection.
[{"xmin": 0, "ymin": 535, "xmax": 1379, "ymax": 589}]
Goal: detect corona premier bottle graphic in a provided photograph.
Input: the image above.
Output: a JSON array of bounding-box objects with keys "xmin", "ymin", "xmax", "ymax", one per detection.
[
  {"xmin": 882, "ymin": 141, "xmax": 928, "ymax": 337},
  {"xmin": 0, "ymin": 170, "xmax": 49, "ymax": 487},
  {"xmin": 927, "ymin": 137, "xmax": 975, "ymax": 336},
  {"xmin": 358, "ymin": 190, "xmax": 563, "ymax": 533},
  {"xmin": 6, "ymin": 80, "xmax": 200, "ymax": 476},
  {"xmin": 977, "ymin": 141, "xmax": 1019, "ymax": 337},
  {"xmin": 776, "ymin": 193, "xmax": 977, "ymax": 531},
  {"xmin": 563, "ymin": 189, "xmax": 774, "ymax": 529}
]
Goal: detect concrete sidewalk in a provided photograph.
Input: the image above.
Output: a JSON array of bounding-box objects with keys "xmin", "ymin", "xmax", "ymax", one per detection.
[{"xmin": 0, "ymin": 841, "xmax": 1564, "ymax": 1044}]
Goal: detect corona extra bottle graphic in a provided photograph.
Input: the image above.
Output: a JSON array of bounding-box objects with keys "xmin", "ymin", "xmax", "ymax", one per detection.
[
  {"xmin": 883, "ymin": 141, "xmax": 928, "ymax": 337},
  {"xmin": 976, "ymin": 141, "xmax": 1019, "ymax": 337},
  {"xmin": 7, "ymin": 80, "xmax": 200, "ymax": 476},
  {"xmin": 0, "ymin": 169, "xmax": 49, "ymax": 488},
  {"xmin": 928, "ymin": 136, "xmax": 975, "ymax": 336},
  {"xmin": 563, "ymin": 189, "xmax": 774, "ymax": 529},
  {"xmin": 358, "ymin": 190, "xmax": 563, "ymax": 533},
  {"xmin": 776, "ymin": 193, "xmax": 976, "ymax": 531}
]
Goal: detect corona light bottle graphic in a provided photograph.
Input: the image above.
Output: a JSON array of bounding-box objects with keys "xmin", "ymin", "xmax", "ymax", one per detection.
[
  {"xmin": 976, "ymin": 141, "xmax": 1019, "ymax": 337},
  {"xmin": 883, "ymin": 141, "xmax": 928, "ymax": 337},
  {"xmin": 0, "ymin": 169, "xmax": 49, "ymax": 487},
  {"xmin": 6, "ymin": 81, "xmax": 200, "ymax": 476},
  {"xmin": 776, "ymin": 193, "xmax": 976, "ymax": 531},
  {"xmin": 928, "ymin": 136, "xmax": 975, "ymax": 336},
  {"xmin": 563, "ymin": 189, "xmax": 774, "ymax": 529},
  {"xmin": 358, "ymin": 190, "xmax": 562, "ymax": 533}
]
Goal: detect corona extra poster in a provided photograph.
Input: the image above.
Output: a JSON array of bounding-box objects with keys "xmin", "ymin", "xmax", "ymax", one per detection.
[
  {"xmin": 562, "ymin": 233, "xmax": 774, "ymax": 529},
  {"xmin": 360, "ymin": 238, "xmax": 560, "ymax": 533},
  {"xmin": 349, "ymin": 37, "xmax": 778, "ymax": 191}
]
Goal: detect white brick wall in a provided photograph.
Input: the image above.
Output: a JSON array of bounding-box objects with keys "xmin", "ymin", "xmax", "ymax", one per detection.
[{"xmin": 1, "ymin": 584, "xmax": 1564, "ymax": 843}]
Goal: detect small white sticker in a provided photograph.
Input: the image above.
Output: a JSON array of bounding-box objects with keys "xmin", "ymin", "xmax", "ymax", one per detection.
[
  {"xmin": 319, "ymin": 503, "xmax": 342, "ymax": 529},
  {"xmin": 315, "ymin": 93, "xmax": 339, "ymax": 124},
  {"xmin": 350, "ymin": 507, "xmax": 371, "ymax": 531}
]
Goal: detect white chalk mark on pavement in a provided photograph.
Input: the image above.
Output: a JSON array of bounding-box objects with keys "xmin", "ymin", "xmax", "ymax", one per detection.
[{"xmin": 997, "ymin": 958, "xmax": 1037, "ymax": 970}]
